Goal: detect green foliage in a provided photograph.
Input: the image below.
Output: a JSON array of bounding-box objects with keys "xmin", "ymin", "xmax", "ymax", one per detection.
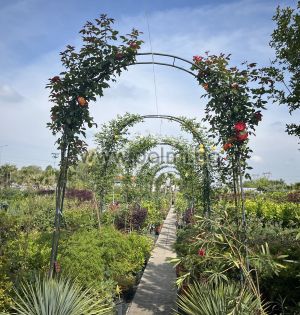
[
  {"xmin": 0, "ymin": 190, "xmax": 154, "ymax": 312},
  {"xmin": 191, "ymin": 53, "xmax": 274, "ymax": 178},
  {"xmin": 243, "ymin": 177, "xmax": 288, "ymax": 192},
  {"xmin": 47, "ymin": 14, "xmax": 143, "ymax": 162},
  {"xmin": 0, "ymin": 164, "xmax": 57, "ymax": 190},
  {"xmin": 245, "ymin": 198, "xmax": 300, "ymax": 226},
  {"xmin": 174, "ymin": 192, "xmax": 188, "ymax": 216},
  {"xmin": 247, "ymin": 221, "xmax": 300, "ymax": 312},
  {"xmin": 0, "ymin": 164, "xmax": 17, "ymax": 188},
  {"xmin": 0, "ymin": 273, "xmax": 13, "ymax": 312},
  {"xmin": 2, "ymin": 231, "xmax": 52, "ymax": 282},
  {"xmin": 173, "ymin": 213, "xmax": 290, "ymax": 310},
  {"xmin": 174, "ymin": 209, "xmax": 300, "ymax": 313},
  {"xmin": 11, "ymin": 276, "xmax": 112, "ymax": 315},
  {"xmin": 270, "ymin": 1, "xmax": 300, "ymax": 139},
  {"xmin": 59, "ymin": 227, "xmax": 152, "ymax": 292},
  {"xmin": 93, "ymin": 113, "xmax": 144, "ymax": 205},
  {"xmin": 142, "ymin": 200, "xmax": 163, "ymax": 226}
]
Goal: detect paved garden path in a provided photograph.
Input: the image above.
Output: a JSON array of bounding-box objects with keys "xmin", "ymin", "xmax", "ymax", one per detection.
[{"xmin": 127, "ymin": 207, "xmax": 177, "ymax": 315}]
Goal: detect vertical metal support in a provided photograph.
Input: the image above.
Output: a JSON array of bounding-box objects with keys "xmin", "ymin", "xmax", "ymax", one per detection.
[{"xmin": 238, "ymin": 158, "xmax": 250, "ymax": 272}]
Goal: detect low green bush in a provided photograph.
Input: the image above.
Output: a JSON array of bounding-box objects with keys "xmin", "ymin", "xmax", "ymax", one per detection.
[
  {"xmin": 59, "ymin": 227, "xmax": 152, "ymax": 293},
  {"xmin": 245, "ymin": 198, "xmax": 300, "ymax": 226},
  {"xmin": 0, "ymin": 222, "xmax": 152, "ymax": 312}
]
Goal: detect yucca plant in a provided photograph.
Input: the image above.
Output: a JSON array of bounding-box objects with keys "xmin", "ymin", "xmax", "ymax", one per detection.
[
  {"xmin": 11, "ymin": 276, "xmax": 113, "ymax": 315},
  {"xmin": 175, "ymin": 281, "xmax": 268, "ymax": 315}
]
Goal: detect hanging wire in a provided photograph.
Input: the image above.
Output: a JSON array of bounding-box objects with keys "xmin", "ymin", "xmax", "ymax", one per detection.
[{"xmin": 145, "ymin": 12, "xmax": 162, "ymax": 135}]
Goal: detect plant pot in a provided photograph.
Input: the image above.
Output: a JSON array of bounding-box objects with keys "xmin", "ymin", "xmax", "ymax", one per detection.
[{"xmin": 155, "ymin": 225, "xmax": 162, "ymax": 235}]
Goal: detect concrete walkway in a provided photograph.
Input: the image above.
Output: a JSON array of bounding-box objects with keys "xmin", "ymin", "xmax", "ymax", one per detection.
[{"xmin": 127, "ymin": 207, "xmax": 177, "ymax": 315}]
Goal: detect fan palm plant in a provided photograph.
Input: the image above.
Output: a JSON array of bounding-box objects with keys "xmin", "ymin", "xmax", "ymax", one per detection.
[
  {"xmin": 11, "ymin": 276, "xmax": 113, "ymax": 315},
  {"xmin": 176, "ymin": 281, "xmax": 268, "ymax": 315}
]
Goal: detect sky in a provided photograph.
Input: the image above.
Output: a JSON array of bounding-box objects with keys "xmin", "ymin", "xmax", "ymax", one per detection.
[{"xmin": 0, "ymin": 0, "xmax": 299, "ymax": 183}]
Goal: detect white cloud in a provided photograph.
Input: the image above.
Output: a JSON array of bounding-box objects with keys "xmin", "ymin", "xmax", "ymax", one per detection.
[
  {"xmin": 251, "ymin": 155, "xmax": 263, "ymax": 163},
  {"xmin": 0, "ymin": 84, "xmax": 23, "ymax": 103}
]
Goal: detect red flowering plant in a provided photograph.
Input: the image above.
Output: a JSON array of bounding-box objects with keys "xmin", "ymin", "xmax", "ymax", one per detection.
[
  {"xmin": 198, "ymin": 248, "xmax": 206, "ymax": 257},
  {"xmin": 47, "ymin": 14, "xmax": 143, "ymax": 276},
  {"xmin": 47, "ymin": 15, "xmax": 143, "ymax": 164},
  {"xmin": 171, "ymin": 213, "xmax": 285, "ymax": 311},
  {"xmin": 190, "ymin": 52, "xmax": 275, "ymax": 208}
]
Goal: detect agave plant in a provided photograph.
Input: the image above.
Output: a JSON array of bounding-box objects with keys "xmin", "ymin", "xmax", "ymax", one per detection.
[
  {"xmin": 11, "ymin": 276, "xmax": 113, "ymax": 315},
  {"xmin": 176, "ymin": 281, "xmax": 268, "ymax": 315}
]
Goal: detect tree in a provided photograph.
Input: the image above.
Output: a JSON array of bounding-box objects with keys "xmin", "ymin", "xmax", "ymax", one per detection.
[
  {"xmin": 0, "ymin": 164, "xmax": 17, "ymax": 188},
  {"xmin": 270, "ymin": 2, "xmax": 300, "ymax": 140}
]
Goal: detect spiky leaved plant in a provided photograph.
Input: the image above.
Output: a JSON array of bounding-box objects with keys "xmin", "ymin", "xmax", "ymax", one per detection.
[
  {"xmin": 176, "ymin": 281, "xmax": 268, "ymax": 315},
  {"xmin": 11, "ymin": 276, "xmax": 113, "ymax": 315}
]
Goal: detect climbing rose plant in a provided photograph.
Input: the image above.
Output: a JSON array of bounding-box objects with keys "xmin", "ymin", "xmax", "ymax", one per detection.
[
  {"xmin": 191, "ymin": 52, "xmax": 275, "ymax": 177},
  {"xmin": 47, "ymin": 14, "xmax": 143, "ymax": 277},
  {"xmin": 47, "ymin": 14, "xmax": 143, "ymax": 164}
]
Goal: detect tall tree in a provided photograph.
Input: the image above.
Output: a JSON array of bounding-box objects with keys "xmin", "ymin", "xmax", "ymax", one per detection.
[
  {"xmin": 270, "ymin": 1, "xmax": 300, "ymax": 140},
  {"xmin": 0, "ymin": 164, "xmax": 17, "ymax": 188}
]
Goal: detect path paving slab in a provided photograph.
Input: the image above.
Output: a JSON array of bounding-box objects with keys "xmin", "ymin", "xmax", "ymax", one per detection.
[{"xmin": 127, "ymin": 207, "xmax": 177, "ymax": 315}]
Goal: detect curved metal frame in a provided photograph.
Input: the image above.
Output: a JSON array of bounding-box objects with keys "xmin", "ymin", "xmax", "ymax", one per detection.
[
  {"xmin": 141, "ymin": 114, "xmax": 207, "ymax": 147},
  {"xmin": 50, "ymin": 52, "xmax": 208, "ymax": 277},
  {"xmin": 130, "ymin": 52, "xmax": 200, "ymax": 78}
]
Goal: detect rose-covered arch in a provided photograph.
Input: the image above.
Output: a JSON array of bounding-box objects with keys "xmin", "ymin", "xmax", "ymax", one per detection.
[
  {"xmin": 48, "ymin": 14, "xmax": 274, "ymax": 276},
  {"xmin": 116, "ymin": 135, "xmax": 211, "ymax": 209},
  {"xmin": 93, "ymin": 114, "xmax": 213, "ymax": 217}
]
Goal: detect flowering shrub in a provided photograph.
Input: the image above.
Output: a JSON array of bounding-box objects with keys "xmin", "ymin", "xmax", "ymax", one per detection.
[
  {"xmin": 47, "ymin": 15, "xmax": 143, "ymax": 273},
  {"xmin": 47, "ymin": 15, "xmax": 143, "ymax": 163},
  {"xmin": 191, "ymin": 52, "xmax": 274, "ymax": 179},
  {"xmin": 197, "ymin": 248, "xmax": 205, "ymax": 257}
]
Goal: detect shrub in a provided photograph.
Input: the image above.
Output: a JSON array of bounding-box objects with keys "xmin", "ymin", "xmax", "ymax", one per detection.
[
  {"xmin": 0, "ymin": 274, "xmax": 13, "ymax": 312},
  {"xmin": 131, "ymin": 205, "xmax": 147, "ymax": 230},
  {"xmin": 174, "ymin": 192, "xmax": 188, "ymax": 216},
  {"xmin": 287, "ymin": 190, "xmax": 300, "ymax": 203},
  {"xmin": 245, "ymin": 199, "xmax": 300, "ymax": 227},
  {"xmin": 183, "ymin": 208, "xmax": 195, "ymax": 224},
  {"xmin": 65, "ymin": 189, "xmax": 94, "ymax": 202},
  {"xmin": 142, "ymin": 200, "xmax": 163, "ymax": 226},
  {"xmin": 59, "ymin": 227, "xmax": 152, "ymax": 294}
]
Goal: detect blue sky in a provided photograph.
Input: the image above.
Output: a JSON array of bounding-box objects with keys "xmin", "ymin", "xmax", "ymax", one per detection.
[{"xmin": 0, "ymin": 0, "xmax": 299, "ymax": 182}]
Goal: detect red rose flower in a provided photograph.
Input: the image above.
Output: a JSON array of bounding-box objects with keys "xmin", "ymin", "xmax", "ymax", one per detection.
[
  {"xmin": 202, "ymin": 83, "xmax": 209, "ymax": 91},
  {"xmin": 193, "ymin": 55, "xmax": 203, "ymax": 63},
  {"xmin": 51, "ymin": 76, "xmax": 60, "ymax": 83},
  {"xmin": 254, "ymin": 111, "xmax": 262, "ymax": 121},
  {"xmin": 236, "ymin": 131, "xmax": 248, "ymax": 141},
  {"xmin": 223, "ymin": 143, "xmax": 233, "ymax": 151},
  {"xmin": 234, "ymin": 121, "xmax": 246, "ymax": 132},
  {"xmin": 129, "ymin": 42, "xmax": 139, "ymax": 50},
  {"xmin": 115, "ymin": 52, "xmax": 123, "ymax": 60},
  {"xmin": 77, "ymin": 96, "xmax": 88, "ymax": 106},
  {"xmin": 198, "ymin": 248, "xmax": 205, "ymax": 257}
]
